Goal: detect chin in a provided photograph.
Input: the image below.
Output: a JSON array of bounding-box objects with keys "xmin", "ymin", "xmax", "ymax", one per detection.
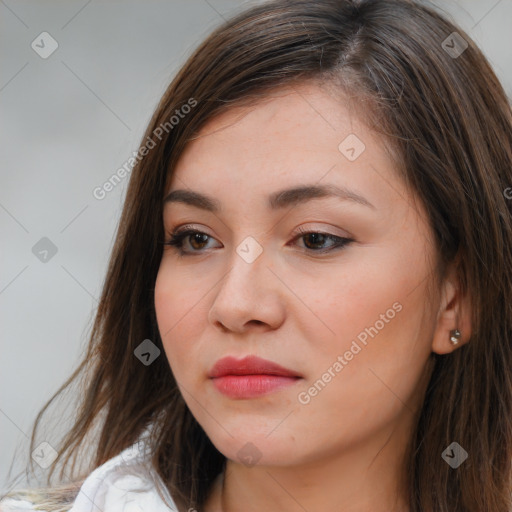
[{"xmin": 204, "ymin": 423, "xmax": 306, "ymax": 467}]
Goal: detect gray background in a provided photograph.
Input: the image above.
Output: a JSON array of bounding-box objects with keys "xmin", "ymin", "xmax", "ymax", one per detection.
[{"xmin": 1, "ymin": 0, "xmax": 511, "ymax": 492}]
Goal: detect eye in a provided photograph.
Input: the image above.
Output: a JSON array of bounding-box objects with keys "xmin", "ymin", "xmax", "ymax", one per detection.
[
  {"xmin": 163, "ymin": 227, "xmax": 219, "ymax": 255},
  {"xmin": 163, "ymin": 225, "xmax": 354, "ymax": 256},
  {"xmin": 291, "ymin": 226, "xmax": 353, "ymax": 253}
]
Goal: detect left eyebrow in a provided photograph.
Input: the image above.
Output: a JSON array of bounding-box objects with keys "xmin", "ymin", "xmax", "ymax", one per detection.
[{"xmin": 163, "ymin": 183, "xmax": 376, "ymax": 212}]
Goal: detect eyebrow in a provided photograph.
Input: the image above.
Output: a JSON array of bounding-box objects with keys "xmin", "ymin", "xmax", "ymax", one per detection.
[{"xmin": 163, "ymin": 184, "xmax": 375, "ymax": 212}]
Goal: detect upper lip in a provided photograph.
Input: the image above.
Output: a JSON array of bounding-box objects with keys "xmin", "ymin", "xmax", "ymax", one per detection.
[{"xmin": 209, "ymin": 355, "xmax": 302, "ymax": 378}]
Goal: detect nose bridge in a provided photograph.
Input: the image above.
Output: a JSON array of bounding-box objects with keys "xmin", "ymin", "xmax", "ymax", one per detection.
[
  {"xmin": 208, "ymin": 234, "xmax": 284, "ymax": 331},
  {"xmin": 219, "ymin": 234, "xmax": 269, "ymax": 300}
]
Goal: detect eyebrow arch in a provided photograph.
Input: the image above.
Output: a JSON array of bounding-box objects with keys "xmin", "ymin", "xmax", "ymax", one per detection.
[{"xmin": 163, "ymin": 184, "xmax": 375, "ymax": 212}]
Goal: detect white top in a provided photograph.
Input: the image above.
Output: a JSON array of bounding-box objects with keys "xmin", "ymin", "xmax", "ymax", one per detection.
[{"xmin": 0, "ymin": 435, "xmax": 179, "ymax": 511}]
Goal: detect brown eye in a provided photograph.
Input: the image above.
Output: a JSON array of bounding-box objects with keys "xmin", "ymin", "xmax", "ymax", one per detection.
[
  {"xmin": 164, "ymin": 227, "xmax": 353, "ymax": 256},
  {"xmin": 292, "ymin": 228, "xmax": 353, "ymax": 253},
  {"xmin": 164, "ymin": 229, "xmax": 218, "ymax": 255},
  {"xmin": 301, "ymin": 232, "xmax": 329, "ymax": 250},
  {"xmin": 188, "ymin": 232, "xmax": 210, "ymax": 250}
]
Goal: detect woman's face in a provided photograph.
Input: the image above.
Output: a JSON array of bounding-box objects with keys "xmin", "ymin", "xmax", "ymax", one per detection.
[{"xmin": 154, "ymin": 83, "xmax": 440, "ymax": 468}]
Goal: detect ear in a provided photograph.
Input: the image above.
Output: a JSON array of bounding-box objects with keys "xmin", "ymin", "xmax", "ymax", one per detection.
[{"xmin": 431, "ymin": 261, "xmax": 472, "ymax": 355}]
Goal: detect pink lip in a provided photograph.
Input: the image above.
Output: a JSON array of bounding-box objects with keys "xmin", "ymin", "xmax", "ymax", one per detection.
[{"xmin": 209, "ymin": 355, "xmax": 302, "ymax": 399}]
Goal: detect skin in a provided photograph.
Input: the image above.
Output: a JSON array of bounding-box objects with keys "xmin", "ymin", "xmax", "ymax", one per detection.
[{"xmin": 154, "ymin": 82, "xmax": 472, "ymax": 512}]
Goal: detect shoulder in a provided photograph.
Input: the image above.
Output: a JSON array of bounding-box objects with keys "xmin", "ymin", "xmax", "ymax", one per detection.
[{"xmin": 0, "ymin": 436, "xmax": 179, "ymax": 512}]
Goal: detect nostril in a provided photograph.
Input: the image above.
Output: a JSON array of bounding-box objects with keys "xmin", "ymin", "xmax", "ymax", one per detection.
[{"xmin": 249, "ymin": 320, "xmax": 264, "ymax": 326}]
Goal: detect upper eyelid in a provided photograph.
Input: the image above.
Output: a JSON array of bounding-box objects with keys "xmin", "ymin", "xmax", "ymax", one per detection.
[
  {"xmin": 168, "ymin": 221, "xmax": 351, "ymax": 237},
  {"xmin": 169, "ymin": 225, "xmax": 351, "ymax": 244}
]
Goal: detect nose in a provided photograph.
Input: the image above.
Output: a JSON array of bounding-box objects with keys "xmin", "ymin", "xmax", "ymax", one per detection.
[{"xmin": 207, "ymin": 243, "xmax": 286, "ymax": 334}]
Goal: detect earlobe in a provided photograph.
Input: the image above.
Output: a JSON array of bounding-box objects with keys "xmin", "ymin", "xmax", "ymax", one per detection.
[{"xmin": 430, "ymin": 266, "xmax": 472, "ymax": 355}]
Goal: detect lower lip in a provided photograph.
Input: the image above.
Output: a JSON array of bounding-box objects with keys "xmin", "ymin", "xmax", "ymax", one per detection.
[{"xmin": 211, "ymin": 375, "xmax": 300, "ymax": 398}]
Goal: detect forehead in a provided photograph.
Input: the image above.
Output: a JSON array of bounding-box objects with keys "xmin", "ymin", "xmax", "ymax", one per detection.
[{"xmin": 166, "ymin": 83, "xmax": 401, "ymax": 212}]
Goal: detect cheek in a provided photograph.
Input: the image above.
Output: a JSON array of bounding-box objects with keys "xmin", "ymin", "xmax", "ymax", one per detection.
[
  {"xmin": 154, "ymin": 261, "xmax": 207, "ymax": 378},
  {"xmin": 290, "ymin": 251, "xmax": 412, "ymax": 355},
  {"xmin": 293, "ymin": 246, "xmax": 433, "ymax": 416},
  {"xmin": 154, "ymin": 255, "xmax": 214, "ymax": 326}
]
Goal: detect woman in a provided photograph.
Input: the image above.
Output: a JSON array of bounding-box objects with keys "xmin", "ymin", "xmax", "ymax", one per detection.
[{"xmin": 2, "ymin": 0, "xmax": 511, "ymax": 511}]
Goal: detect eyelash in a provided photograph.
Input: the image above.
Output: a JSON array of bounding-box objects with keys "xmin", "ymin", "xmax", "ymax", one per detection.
[{"xmin": 163, "ymin": 225, "xmax": 353, "ymax": 257}]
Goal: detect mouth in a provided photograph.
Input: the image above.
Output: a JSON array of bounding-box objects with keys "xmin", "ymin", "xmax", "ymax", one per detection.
[{"xmin": 208, "ymin": 355, "xmax": 302, "ymax": 399}]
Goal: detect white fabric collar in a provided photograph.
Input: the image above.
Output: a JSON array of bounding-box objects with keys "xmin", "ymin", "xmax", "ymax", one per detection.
[{"xmin": 68, "ymin": 435, "xmax": 178, "ymax": 512}]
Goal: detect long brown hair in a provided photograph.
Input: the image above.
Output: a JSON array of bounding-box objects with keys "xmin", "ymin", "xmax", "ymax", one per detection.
[{"xmin": 3, "ymin": 1, "xmax": 512, "ymax": 510}]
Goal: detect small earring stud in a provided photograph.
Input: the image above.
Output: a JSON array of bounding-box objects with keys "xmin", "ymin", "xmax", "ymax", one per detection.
[{"xmin": 449, "ymin": 328, "xmax": 461, "ymax": 345}]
